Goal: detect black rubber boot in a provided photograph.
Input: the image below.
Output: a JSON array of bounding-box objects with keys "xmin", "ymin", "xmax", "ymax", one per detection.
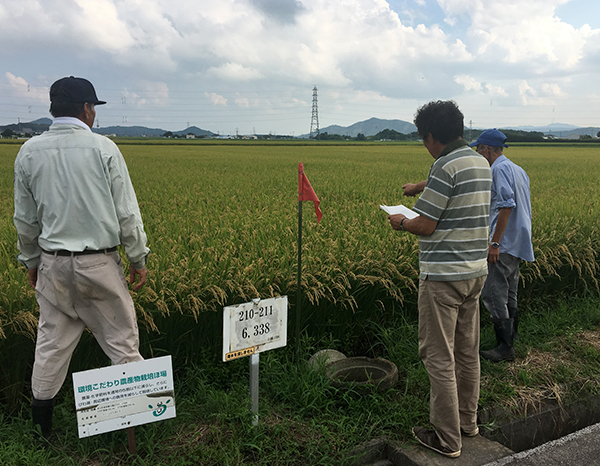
[
  {"xmin": 480, "ymin": 318, "xmax": 515, "ymax": 362},
  {"xmin": 32, "ymin": 397, "xmax": 54, "ymax": 439}
]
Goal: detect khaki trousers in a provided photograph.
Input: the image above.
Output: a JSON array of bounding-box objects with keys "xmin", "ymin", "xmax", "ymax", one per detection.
[
  {"xmin": 32, "ymin": 250, "xmax": 143, "ymax": 401},
  {"xmin": 418, "ymin": 276, "xmax": 486, "ymax": 452}
]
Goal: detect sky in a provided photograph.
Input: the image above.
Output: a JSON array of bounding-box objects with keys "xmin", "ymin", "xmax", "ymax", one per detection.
[{"xmin": 1, "ymin": 0, "xmax": 599, "ymax": 136}]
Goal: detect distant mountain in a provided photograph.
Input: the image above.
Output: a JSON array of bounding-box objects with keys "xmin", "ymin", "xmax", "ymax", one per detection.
[
  {"xmin": 504, "ymin": 123, "xmax": 578, "ymax": 132},
  {"xmin": 2, "ymin": 117, "xmax": 597, "ymax": 139},
  {"xmin": 565, "ymin": 127, "xmax": 600, "ymax": 137},
  {"xmin": 174, "ymin": 126, "xmax": 215, "ymax": 137},
  {"xmin": 95, "ymin": 126, "xmax": 166, "ymax": 137},
  {"xmin": 96, "ymin": 125, "xmax": 214, "ymax": 137},
  {"xmin": 301, "ymin": 117, "xmax": 417, "ymax": 138},
  {"xmin": 0, "ymin": 118, "xmax": 214, "ymax": 138},
  {"xmin": 501, "ymin": 123, "xmax": 600, "ymax": 137},
  {"xmin": 0, "ymin": 118, "xmax": 52, "ymax": 134}
]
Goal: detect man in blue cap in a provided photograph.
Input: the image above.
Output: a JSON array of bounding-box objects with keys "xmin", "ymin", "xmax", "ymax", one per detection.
[
  {"xmin": 469, "ymin": 129, "xmax": 534, "ymax": 362},
  {"xmin": 14, "ymin": 76, "xmax": 149, "ymax": 439}
]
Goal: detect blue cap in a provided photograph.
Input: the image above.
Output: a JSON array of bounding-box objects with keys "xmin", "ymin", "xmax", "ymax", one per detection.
[{"xmin": 469, "ymin": 128, "xmax": 508, "ymax": 148}]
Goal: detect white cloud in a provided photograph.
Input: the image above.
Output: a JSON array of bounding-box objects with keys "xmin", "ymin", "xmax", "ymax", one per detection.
[
  {"xmin": 5, "ymin": 72, "xmax": 47, "ymax": 102},
  {"xmin": 541, "ymin": 83, "xmax": 563, "ymax": 96},
  {"xmin": 1, "ymin": 0, "xmax": 599, "ymax": 131},
  {"xmin": 207, "ymin": 63, "xmax": 263, "ymax": 81},
  {"xmin": 120, "ymin": 81, "xmax": 170, "ymax": 107},
  {"xmin": 439, "ymin": 0, "xmax": 593, "ymax": 71},
  {"xmin": 235, "ymin": 97, "xmax": 250, "ymax": 108},
  {"xmin": 350, "ymin": 90, "xmax": 393, "ymax": 103},
  {"xmin": 455, "ymin": 75, "xmax": 483, "ymax": 92},
  {"xmin": 454, "ymin": 75, "xmax": 508, "ymax": 97},
  {"xmin": 518, "ymin": 80, "xmax": 558, "ymax": 106},
  {"xmin": 73, "ymin": 0, "xmax": 135, "ymax": 52},
  {"xmin": 485, "ymin": 83, "xmax": 508, "ymax": 97},
  {"xmin": 0, "ymin": 0, "xmax": 135, "ymax": 52},
  {"xmin": 206, "ymin": 92, "xmax": 227, "ymax": 106}
]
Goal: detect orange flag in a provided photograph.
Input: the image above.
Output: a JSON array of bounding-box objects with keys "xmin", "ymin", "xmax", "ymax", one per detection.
[{"xmin": 298, "ymin": 163, "xmax": 322, "ymax": 223}]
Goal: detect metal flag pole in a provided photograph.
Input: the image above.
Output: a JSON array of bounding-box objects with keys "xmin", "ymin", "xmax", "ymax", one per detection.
[
  {"xmin": 296, "ymin": 161, "xmax": 321, "ymax": 364},
  {"xmin": 296, "ymin": 197, "xmax": 303, "ymax": 364},
  {"xmin": 249, "ymin": 353, "xmax": 259, "ymax": 426}
]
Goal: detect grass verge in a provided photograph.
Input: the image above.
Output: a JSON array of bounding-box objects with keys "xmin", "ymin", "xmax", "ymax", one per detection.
[{"xmin": 2, "ymin": 294, "xmax": 600, "ymax": 465}]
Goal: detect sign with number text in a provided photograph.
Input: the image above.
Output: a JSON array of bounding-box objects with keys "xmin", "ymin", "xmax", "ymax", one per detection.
[{"xmin": 222, "ymin": 296, "xmax": 288, "ymax": 361}]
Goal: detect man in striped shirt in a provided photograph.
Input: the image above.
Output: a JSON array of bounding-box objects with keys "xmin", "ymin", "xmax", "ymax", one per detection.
[{"xmin": 388, "ymin": 100, "xmax": 492, "ymax": 458}]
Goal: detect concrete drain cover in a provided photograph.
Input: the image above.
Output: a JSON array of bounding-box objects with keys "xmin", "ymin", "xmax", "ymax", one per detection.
[{"xmin": 310, "ymin": 351, "xmax": 398, "ymax": 393}]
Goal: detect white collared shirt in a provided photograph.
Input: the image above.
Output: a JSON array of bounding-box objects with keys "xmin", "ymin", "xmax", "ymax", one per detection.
[
  {"xmin": 52, "ymin": 116, "xmax": 92, "ymax": 131},
  {"xmin": 14, "ymin": 122, "xmax": 149, "ymax": 269}
]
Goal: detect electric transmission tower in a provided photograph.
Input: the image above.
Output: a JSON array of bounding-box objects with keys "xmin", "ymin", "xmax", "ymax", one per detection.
[{"xmin": 310, "ymin": 86, "xmax": 319, "ymax": 139}]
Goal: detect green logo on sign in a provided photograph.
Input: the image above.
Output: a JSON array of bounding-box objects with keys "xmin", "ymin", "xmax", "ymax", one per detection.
[{"xmin": 148, "ymin": 399, "xmax": 171, "ymax": 417}]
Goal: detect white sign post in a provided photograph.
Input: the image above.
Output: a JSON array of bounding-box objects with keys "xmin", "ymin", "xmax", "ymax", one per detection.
[
  {"xmin": 223, "ymin": 296, "xmax": 288, "ymax": 425},
  {"xmin": 72, "ymin": 356, "xmax": 175, "ymax": 443}
]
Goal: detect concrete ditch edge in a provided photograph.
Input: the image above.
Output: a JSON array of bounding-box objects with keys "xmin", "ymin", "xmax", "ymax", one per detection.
[
  {"xmin": 479, "ymin": 392, "xmax": 600, "ymax": 452},
  {"xmin": 349, "ymin": 393, "xmax": 600, "ymax": 465}
]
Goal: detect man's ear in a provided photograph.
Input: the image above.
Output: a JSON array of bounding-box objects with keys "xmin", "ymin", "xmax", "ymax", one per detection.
[{"xmin": 80, "ymin": 103, "xmax": 95, "ymax": 128}]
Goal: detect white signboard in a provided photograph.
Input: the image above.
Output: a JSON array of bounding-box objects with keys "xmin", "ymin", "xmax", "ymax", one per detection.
[
  {"xmin": 72, "ymin": 356, "xmax": 175, "ymax": 438},
  {"xmin": 223, "ymin": 296, "xmax": 288, "ymax": 361}
]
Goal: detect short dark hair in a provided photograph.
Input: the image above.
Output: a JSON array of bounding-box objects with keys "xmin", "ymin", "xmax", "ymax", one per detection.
[
  {"xmin": 50, "ymin": 101, "xmax": 85, "ymax": 118},
  {"xmin": 413, "ymin": 100, "xmax": 464, "ymax": 144}
]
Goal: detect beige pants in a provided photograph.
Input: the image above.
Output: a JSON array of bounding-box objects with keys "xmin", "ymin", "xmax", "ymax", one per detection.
[
  {"xmin": 32, "ymin": 250, "xmax": 143, "ymax": 400},
  {"xmin": 418, "ymin": 276, "xmax": 486, "ymax": 452}
]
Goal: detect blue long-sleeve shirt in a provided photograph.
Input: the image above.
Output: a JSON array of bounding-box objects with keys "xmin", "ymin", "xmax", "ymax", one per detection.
[{"xmin": 489, "ymin": 155, "xmax": 534, "ymax": 262}]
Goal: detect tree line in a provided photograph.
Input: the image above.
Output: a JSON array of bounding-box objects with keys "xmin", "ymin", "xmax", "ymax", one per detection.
[{"xmin": 313, "ymin": 128, "xmax": 598, "ymax": 143}]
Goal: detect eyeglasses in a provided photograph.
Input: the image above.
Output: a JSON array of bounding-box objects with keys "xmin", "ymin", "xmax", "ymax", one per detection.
[{"xmin": 476, "ymin": 145, "xmax": 487, "ymax": 153}]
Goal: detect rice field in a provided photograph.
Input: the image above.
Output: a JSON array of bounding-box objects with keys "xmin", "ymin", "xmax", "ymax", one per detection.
[{"xmin": 1, "ymin": 140, "xmax": 599, "ymax": 410}]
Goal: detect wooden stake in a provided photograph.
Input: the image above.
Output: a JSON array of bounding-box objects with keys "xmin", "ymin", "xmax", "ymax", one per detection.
[{"xmin": 127, "ymin": 426, "xmax": 136, "ymax": 455}]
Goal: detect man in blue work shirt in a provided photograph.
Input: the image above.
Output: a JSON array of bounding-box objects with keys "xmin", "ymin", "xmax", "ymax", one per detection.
[
  {"xmin": 470, "ymin": 129, "xmax": 534, "ymax": 362},
  {"xmin": 14, "ymin": 77, "xmax": 149, "ymax": 439}
]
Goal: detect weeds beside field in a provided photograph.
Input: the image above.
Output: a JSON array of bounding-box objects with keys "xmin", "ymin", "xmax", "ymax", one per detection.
[
  {"xmin": 1, "ymin": 295, "xmax": 600, "ymax": 465},
  {"xmin": 1, "ymin": 140, "xmax": 600, "ymax": 464}
]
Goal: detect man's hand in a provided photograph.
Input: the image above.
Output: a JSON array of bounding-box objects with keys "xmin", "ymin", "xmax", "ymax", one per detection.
[
  {"xmin": 389, "ymin": 213, "xmax": 437, "ymax": 236},
  {"xmin": 488, "ymin": 246, "xmax": 500, "ymax": 264},
  {"xmin": 389, "ymin": 214, "xmax": 407, "ymax": 231},
  {"xmin": 402, "ymin": 181, "xmax": 426, "ymax": 197},
  {"xmin": 27, "ymin": 268, "xmax": 38, "ymax": 289},
  {"xmin": 129, "ymin": 266, "xmax": 148, "ymax": 292}
]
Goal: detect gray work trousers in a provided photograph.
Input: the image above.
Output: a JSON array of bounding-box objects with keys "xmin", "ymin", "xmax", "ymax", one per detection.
[{"xmin": 481, "ymin": 253, "xmax": 521, "ymax": 321}]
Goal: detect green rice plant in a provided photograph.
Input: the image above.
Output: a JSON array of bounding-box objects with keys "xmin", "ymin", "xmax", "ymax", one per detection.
[
  {"xmin": 514, "ymin": 146, "xmax": 600, "ymax": 296},
  {"xmin": 1, "ymin": 141, "xmax": 599, "ymax": 414}
]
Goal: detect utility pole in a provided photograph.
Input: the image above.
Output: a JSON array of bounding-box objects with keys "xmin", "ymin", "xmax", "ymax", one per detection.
[{"xmin": 310, "ymin": 86, "xmax": 319, "ymax": 140}]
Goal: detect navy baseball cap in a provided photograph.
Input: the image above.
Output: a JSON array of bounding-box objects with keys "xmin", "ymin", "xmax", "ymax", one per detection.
[
  {"xmin": 469, "ymin": 128, "xmax": 508, "ymax": 148},
  {"xmin": 50, "ymin": 76, "xmax": 106, "ymax": 105}
]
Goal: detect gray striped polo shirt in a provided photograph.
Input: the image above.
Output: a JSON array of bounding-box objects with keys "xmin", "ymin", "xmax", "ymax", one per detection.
[{"xmin": 413, "ymin": 140, "xmax": 492, "ymax": 281}]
